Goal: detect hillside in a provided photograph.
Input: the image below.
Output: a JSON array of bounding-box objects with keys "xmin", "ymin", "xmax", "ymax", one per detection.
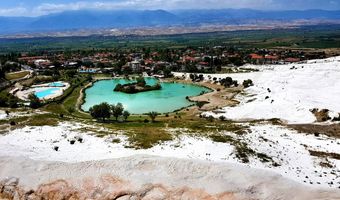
[{"xmin": 0, "ymin": 9, "xmax": 339, "ymax": 34}]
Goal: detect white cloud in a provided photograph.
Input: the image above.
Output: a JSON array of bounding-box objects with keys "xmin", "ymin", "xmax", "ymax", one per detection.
[{"xmin": 0, "ymin": 7, "xmax": 29, "ymax": 17}]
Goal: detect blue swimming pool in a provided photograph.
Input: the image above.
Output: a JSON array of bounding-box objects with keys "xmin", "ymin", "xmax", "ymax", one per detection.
[
  {"xmin": 35, "ymin": 88, "xmax": 61, "ymax": 99},
  {"xmin": 48, "ymin": 82, "xmax": 65, "ymax": 87},
  {"xmin": 79, "ymin": 69, "xmax": 98, "ymax": 73}
]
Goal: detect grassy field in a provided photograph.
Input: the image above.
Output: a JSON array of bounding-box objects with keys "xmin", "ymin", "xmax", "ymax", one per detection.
[
  {"xmin": 5, "ymin": 71, "xmax": 30, "ymax": 80},
  {"xmin": 0, "ymin": 25, "xmax": 339, "ymax": 53}
]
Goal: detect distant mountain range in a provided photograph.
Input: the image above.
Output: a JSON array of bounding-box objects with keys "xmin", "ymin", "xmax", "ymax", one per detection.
[{"xmin": 0, "ymin": 9, "xmax": 339, "ymax": 34}]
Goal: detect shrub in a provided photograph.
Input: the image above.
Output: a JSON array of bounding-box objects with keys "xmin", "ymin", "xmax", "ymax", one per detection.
[
  {"xmin": 219, "ymin": 115, "xmax": 226, "ymax": 121},
  {"xmin": 10, "ymin": 121, "xmax": 16, "ymax": 126},
  {"xmin": 207, "ymin": 115, "xmax": 214, "ymax": 122},
  {"xmin": 243, "ymin": 79, "xmax": 254, "ymax": 88},
  {"xmin": 67, "ymin": 107, "xmax": 75, "ymax": 113}
]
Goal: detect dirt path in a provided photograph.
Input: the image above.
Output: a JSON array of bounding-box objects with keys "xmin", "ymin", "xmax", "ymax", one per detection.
[{"xmin": 75, "ymin": 82, "xmax": 93, "ymax": 115}]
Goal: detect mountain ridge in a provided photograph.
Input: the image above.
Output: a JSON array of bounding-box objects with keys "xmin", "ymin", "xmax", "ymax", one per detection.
[{"xmin": 0, "ymin": 9, "xmax": 339, "ymax": 34}]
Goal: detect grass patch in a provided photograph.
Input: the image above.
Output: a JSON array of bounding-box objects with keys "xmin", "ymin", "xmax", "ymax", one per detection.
[
  {"xmin": 24, "ymin": 113, "xmax": 60, "ymax": 126},
  {"xmin": 210, "ymin": 134, "xmax": 234, "ymax": 143},
  {"xmin": 5, "ymin": 71, "xmax": 29, "ymax": 80},
  {"xmin": 209, "ymin": 132, "xmax": 277, "ymax": 165},
  {"xmin": 111, "ymin": 138, "xmax": 121, "ymax": 143},
  {"xmin": 125, "ymin": 127, "xmax": 173, "ymax": 149}
]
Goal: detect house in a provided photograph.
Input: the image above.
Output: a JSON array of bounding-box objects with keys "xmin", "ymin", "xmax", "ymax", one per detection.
[
  {"xmin": 196, "ymin": 62, "xmax": 210, "ymax": 70},
  {"xmin": 284, "ymin": 58, "xmax": 301, "ymax": 63},
  {"xmin": 249, "ymin": 53, "xmax": 264, "ymax": 64},
  {"xmin": 125, "ymin": 59, "xmax": 142, "ymax": 73},
  {"xmin": 34, "ymin": 59, "xmax": 51, "ymax": 68},
  {"xmin": 183, "ymin": 56, "xmax": 196, "ymax": 63},
  {"xmin": 265, "ymin": 55, "xmax": 279, "ymax": 64}
]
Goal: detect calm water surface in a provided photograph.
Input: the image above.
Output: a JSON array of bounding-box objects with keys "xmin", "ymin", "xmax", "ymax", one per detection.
[{"xmin": 82, "ymin": 78, "xmax": 211, "ymax": 114}]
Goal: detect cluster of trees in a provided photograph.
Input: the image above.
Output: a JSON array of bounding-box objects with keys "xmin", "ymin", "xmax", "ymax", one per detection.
[
  {"xmin": 0, "ymin": 92, "xmax": 42, "ymax": 109},
  {"xmin": 89, "ymin": 102, "xmax": 160, "ymax": 122},
  {"xmin": 114, "ymin": 77, "xmax": 161, "ymax": 94},
  {"xmin": 0, "ymin": 62, "xmax": 21, "ymax": 79},
  {"xmin": 89, "ymin": 102, "xmax": 130, "ymax": 122},
  {"xmin": 0, "ymin": 93, "xmax": 18, "ymax": 108},
  {"xmin": 188, "ymin": 74, "xmax": 253, "ymax": 89},
  {"xmin": 189, "ymin": 74, "xmax": 204, "ymax": 82},
  {"xmin": 219, "ymin": 77, "xmax": 239, "ymax": 88}
]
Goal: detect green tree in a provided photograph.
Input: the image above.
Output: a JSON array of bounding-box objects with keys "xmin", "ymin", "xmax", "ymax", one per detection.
[
  {"xmin": 123, "ymin": 111, "xmax": 130, "ymax": 121},
  {"xmin": 136, "ymin": 76, "xmax": 146, "ymax": 87},
  {"xmin": 0, "ymin": 94, "xmax": 8, "ymax": 107},
  {"xmin": 147, "ymin": 111, "xmax": 159, "ymax": 122},
  {"xmin": 8, "ymin": 95, "xmax": 18, "ymax": 108},
  {"xmin": 111, "ymin": 103, "xmax": 124, "ymax": 121},
  {"xmin": 28, "ymin": 94, "xmax": 41, "ymax": 109},
  {"xmin": 89, "ymin": 102, "xmax": 111, "ymax": 121}
]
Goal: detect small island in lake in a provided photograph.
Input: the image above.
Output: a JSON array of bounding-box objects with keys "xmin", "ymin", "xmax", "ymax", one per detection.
[{"xmin": 114, "ymin": 77, "xmax": 162, "ymax": 94}]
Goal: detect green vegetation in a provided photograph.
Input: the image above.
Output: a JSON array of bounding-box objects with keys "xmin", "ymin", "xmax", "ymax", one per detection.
[
  {"xmin": 114, "ymin": 77, "xmax": 162, "ymax": 94},
  {"xmin": 0, "ymin": 91, "xmax": 19, "ymax": 108},
  {"xmin": 0, "ymin": 25, "xmax": 339, "ymax": 53},
  {"xmin": 125, "ymin": 127, "xmax": 173, "ymax": 149},
  {"xmin": 89, "ymin": 102, "xmax": 129, "ymax": 122},
  {"xmin": 28, "ymin": 94, "xmax": 42, "ymax": 109},
  {"xmin": 123, "ymin": 111, "xmax": 130, "ymax": 121},
  {"xmin": 89, "ymin": 102, "xmax": 111, "ymax": 122},
  {"xmin": 5, "ymin": 71, "xmax": 29, "ymax": 80},
  {"xmin": 209, "ymin": 132, "xmax": 277, "ymax": 165},
  {"xmin": 147, "ymin": 111, "xmax": 159, "ymax": 122},
  {"xmin": 242, "ymin": 79, "xmax": 254, "ymax": 88},
  {"xmin": 111, "ymin": 103, "xmax": 124, "ymax": 121}
]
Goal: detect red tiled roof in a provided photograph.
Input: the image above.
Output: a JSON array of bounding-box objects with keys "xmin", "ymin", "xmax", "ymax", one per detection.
[
  {"xmin": 249, "ymin": 54, "xmax": 263, "ymax": 60},
  {"xmin": 265, "ymin": 55, "xmax": 279, "ymax": 60},
  {"xmin": 285, "ymin": 58, "xmax": 300, "ymax": 62},
  {"xmin": 199, "ymin": 62, "xmax": 209, "ymax": 65}
]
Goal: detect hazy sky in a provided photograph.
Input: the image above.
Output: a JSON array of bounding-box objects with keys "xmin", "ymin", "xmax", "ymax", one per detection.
[{"xmin": 0, "ymin": 0, "xmax": 339, "ymax": 16}]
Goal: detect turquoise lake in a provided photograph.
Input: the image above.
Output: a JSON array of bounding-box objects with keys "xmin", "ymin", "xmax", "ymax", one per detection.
[{"xmin": 82, "ymin": 78, "xmax": 211, "ymax": 114}]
